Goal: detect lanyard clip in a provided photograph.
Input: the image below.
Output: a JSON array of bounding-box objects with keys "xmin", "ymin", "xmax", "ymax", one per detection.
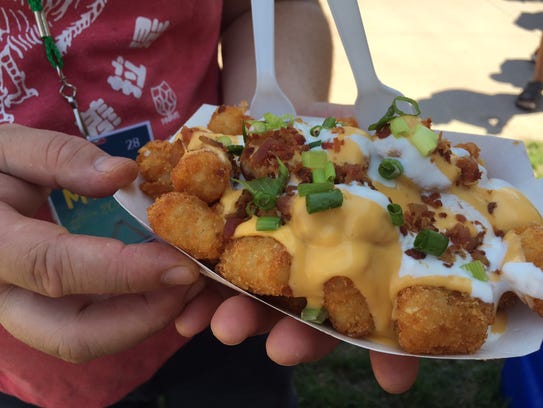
[{"xmin": 59, "ymin": 73, "xmax": 90, "ymax": 138}]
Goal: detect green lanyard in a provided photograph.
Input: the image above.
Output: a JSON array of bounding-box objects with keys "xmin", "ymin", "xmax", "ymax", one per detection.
[{"xmin": 27, "ymin": 0, "xmax": 90, "ymax": 138}]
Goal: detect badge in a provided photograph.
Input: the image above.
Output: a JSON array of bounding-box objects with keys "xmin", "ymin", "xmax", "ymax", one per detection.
[{"xmin": 49, "ymin": 122, "xmax": 154, "ymax": 244}]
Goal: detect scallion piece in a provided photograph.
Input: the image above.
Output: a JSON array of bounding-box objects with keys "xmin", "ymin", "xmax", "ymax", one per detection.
[
  {"xmin": 227, "ymin": 145, "xmax": 244, "ymax": 156},
  {"xmin": 378, "ymin": 158, "xmax": 403, "ymax": 180},
  {"xmin": 298, "ymin": 182, "xmax": 334, "ymax": 197},
  {"xmin": 306, "ymin": 189, "xmax": 343, "ymax": 214},
  {"xmin": 302, "ymin": 150, "xmax": 328, "ymax": 169},
  {"xmin": 324, "ymin": 161, "xmax": 336, "ymax": 182},
  {"xmin": 368, "ymin": 96, "xmax": 421, "ymax": 131},
  {"xmin": 461, "ymin": 260, "xmax": 489, "ymax": 282},
  {"xmin": 217, "ymin": 135, "xmax": 232, "ymax": 146},
  {"xmin": 413, "ymin": 229, "xmax": 449, "ymax": 256},
  {"xmin": 387, "ymin": 203, "xmax": 404, "ymax": 226},
  {"xmin": 311, "ymin": 168, "xmax": 326, "ymax": 183},
  {"xmin": 410, "ymin": 124, "xmax": 438, "ymax": 156},
  {"xmin": 256, "ymin": 216, "xmax": 281, "ymax": 231},
  {"xmin": 301, "ymin": 307, "xmax": 328, "ymax": 324},
  {"xmin": 322, "ymin": 117, "xmax": 338, "ymax": 129},
  {"xmin": 310, "ymin": 125, "xmax": 322, "ymax": 137},
  {"xmin": 307, "ymin": 140, "xmax": 322, "ymax": 149}
]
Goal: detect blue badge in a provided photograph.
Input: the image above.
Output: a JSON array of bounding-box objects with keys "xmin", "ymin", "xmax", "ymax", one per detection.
[{"xmin": 49, "ymin": 122, "xmax": 154, "ymax": 244}]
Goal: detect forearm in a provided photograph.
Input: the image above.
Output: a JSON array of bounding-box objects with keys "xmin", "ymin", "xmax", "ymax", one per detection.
[{"xmin": 220, "ymin": 0, "xmax": 333, "ymax": 111}]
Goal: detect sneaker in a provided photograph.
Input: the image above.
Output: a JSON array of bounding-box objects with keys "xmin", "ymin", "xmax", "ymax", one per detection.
[{"xmin": 516, "ymin": 81, "xmax": 543, "ymax": 111}]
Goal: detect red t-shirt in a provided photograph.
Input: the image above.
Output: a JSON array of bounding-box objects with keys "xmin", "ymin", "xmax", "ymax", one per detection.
[{"xmin": 0, "ymin": 1, "xmax": 222, "ymax": 406}]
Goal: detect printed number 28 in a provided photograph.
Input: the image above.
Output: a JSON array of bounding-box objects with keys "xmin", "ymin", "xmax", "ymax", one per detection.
[{"xmin": 126, "ymin": 137, "xmax": 141, "ymax": 151}]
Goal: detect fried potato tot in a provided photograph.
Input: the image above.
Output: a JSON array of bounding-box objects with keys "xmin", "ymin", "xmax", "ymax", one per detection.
[
  {"xmin": 393, "ymin": 285, "xmax": 494, "ymax": 355},
  {"xmin": 216, "ymin": 236, "xmax": 292, "ymax": 297},
  {"xmin": 136, "ymin": 139, "xmax": 184, "ymax": 198},
  {"xmin": 207, "ymin": 103, "xmax": 250, "ymax": 135},
  {"xmin": 171, "ymin": 149, "xmax": 232, "ymax": 204},
  {"xmin": 323, "ymin": 276, "xmax": 375, "ymax": 338},
  {"xmin": 147, "ymin": 192, "xmax": 224, "ymax": 260}
]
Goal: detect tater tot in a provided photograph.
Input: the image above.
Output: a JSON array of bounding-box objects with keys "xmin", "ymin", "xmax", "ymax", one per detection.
[
  {"xmin": 323, "ymin": 276, "xmax": 375, "ymax": 338},
  {"xmin": 216, "ymin": 236, "xmax": 292, "ymax": 297},
  {"xmin": 136, "ymin": 139, "xmax": 185, "ymax": 198},
  {"xmin": 207, "ymin": 103, "xmax": 249, "ymax": 135},
  {"xmin": 171, "ymin": 149, "xmax": 232, "ymax": 204},
  {"xmin": 147, "ymin": 192, "xmax": 224, "ymax": 260},
  {"xmin": 393, "ymin": 285, "xmax": 494, "ymax": 355}
]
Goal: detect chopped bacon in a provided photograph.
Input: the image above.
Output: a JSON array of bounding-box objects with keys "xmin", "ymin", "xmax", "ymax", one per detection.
[
  {"xmin": 405, "ymin": 248, "xmax": 426, "ymax": 260},
  {"xmin": 456, "ymin": 156, "xmax": 482, "ymax": 185},
  {"xmin": 436, "ymin": 139, "xmax": 452, "ymax": 163},
  {"xmin": 375, "ymin": 124, "xmax": 391, "ymax": 139},
  {"xmin": 180, "ymin": 126, "xmax": 194, "ymax": 145},
  {"xmin": 487, "ymin": 202, "xmax": 498, "ymax": 215},
  {"xmin": 403, "ymin": 203, "xmax": 436, "ymax": 233},
  {"xmin": 322, "ymin": 137, "xmax": 345, "ymax": 153},
  {"xmin": 334, "ymin": 163, "xmax": 369, "ymax": 184},
  {"xmin": 455, "ymin": 214, "xmax": 467, "ymax": 223},
  {"xmin": 455, "ymin": 142, "xmax": 480, "ymax": 160},
  {"xmin": 223, "ymin": 217, "xmax": 245, "ymax": 239},
  {"xmin": 421, "ymin": 192, "xmax": 443, "ymax": 208}
]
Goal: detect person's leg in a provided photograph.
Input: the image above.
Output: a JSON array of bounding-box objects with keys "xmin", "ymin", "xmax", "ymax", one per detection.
[{"xmin": 516, "ymin": 34, "xmax": 543, "ymax": 111}]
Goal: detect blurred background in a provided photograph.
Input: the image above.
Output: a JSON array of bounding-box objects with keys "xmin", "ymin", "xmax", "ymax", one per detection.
[
  {"xmin": 293, "ymin": 1, "xmax": 543, "ymax": 407},
  {"xmin": 319, "ymin": 0, "xmax": 542, "ymax": 141}
]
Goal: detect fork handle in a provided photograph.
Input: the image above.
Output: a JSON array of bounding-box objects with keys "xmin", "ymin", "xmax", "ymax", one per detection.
[
  {"xmin": 251, "ymin": 0, "xmax": 277, "ymax": 85},
  {"xmin": 327, "ymin": 0, "xmax": 380, "ymax": 92}
]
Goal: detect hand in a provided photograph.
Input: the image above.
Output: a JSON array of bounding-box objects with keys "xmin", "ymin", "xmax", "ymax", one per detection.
[
  {"xmin": 175, "ymin": 102, "xmax": 419, "ymax": 394},
  {"xmin": 0, "ymin": 124, "xmax": 203, "ymax": 363}
]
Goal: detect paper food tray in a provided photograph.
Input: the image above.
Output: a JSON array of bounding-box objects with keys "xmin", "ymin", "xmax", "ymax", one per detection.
[{"xmin": 114, "ymin": 104, "xmax": 543, "ymax": 360}]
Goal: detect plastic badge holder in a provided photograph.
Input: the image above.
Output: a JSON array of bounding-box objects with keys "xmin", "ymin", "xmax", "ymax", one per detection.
[{"xmin": 114, "ymin": 104, "xmax": 543, "ymax": 360}]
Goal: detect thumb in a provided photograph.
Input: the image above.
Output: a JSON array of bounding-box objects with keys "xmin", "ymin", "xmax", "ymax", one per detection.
[{"xmin": 0, "ymin": 124, "xmax": 138, "ymax": 196}]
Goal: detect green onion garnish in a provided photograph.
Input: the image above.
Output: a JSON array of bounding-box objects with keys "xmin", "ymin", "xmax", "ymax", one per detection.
[
  {"xmin": 242, "ymin": 120, "xmax": 248, "ymax": 143},
  {"xmin": 217, "ymin": 135, "xmax": 232, "ymax": 146},
  {"xmin": 227, "ymin": 145, "xmax": 244, "ymax": 156},
  {"xmin": 310, "ymin": 125, "xmax": 322, "ymax": 137},
  {"xmin": 460, "ymin": 260, "xmax": 489, "ymax": 282},
  {"xmin": 301, "ymin": 307, "xmax": 328, "ymax": 324},
  {"xmin": 368, "ymin": 96, "xmax": 421, "ymax": 131},
  {"xmin": 307, "ymin": 140, "xmax": 322, "ymax": 149},
  {"xmin": 234, "ymin": 159, "xmax": 289, "ymax": 211},
  {"xmin": 324, "ymin": 161, "xmax": 336, "ymax": 182},
  {"xmin": 256, "ymin": 216, "xmax": 281, "ymax": 231},
  {"xmin": 322, "ymin": 117, "xmax": 338, "ymax": 129},
  {"xmin": 298, "ymin": 182, "xmax": 334, "ymax": 197},
  {"xmin": 410, "ymin": 124, "xmax": 439, "ymax": 157},
  {"xmin": 378, "ymin": 158, "xmax": 403, "ymax": 180},
  {"xmin": 306, "ymin": 189, "xmax": 343, "ymax": 214},
  {"xmin": 387, "ymin": 203, "xmax": 404, "ymax": 226},
  {"xmin": 413, "ymin": 229, "xmax": 449, "ymax": 256},
  {"xmin": 311, "ymin": 168, "xmax": 326, "ymax": 183},
  {"xmin": 302, "ymin": 150, "xmax": 328, "ymax": 169}
]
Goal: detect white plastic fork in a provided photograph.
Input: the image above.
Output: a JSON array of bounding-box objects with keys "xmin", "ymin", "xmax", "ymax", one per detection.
[
  {"xmin": 249, "ymin": 0, "xmax": 296, "ymax": 119},
  {"xmin": 327, "ymin": 0, "xmax": 403, "ymax": 130}
]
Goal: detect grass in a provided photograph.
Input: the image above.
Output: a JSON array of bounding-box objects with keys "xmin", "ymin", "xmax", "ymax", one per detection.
[{"xmin": 294, "ymin": 140, "xmax": 543, "ymax": 407}]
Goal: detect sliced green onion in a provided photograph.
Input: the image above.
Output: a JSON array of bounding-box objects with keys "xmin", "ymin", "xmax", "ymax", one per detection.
[
  {"xmin": 306, "ymin": 189, "xmax": 343, "ymax": 214},
  {"xmin": 322, "ymin": 117, "xmax": 338, "ymax": 129},
  {"xmin": 461, "ymin": 260, "xmax": 489, "ymax": 282},
  {"xmin": 256, "ymin": 216, "xmax": 281, "ymax": 231},
  {"xmin": 302, "ymin": 150, "xmax": 328, "ymax": 169},
  {"xmin": 410, "ymin": 124, "xmax": 439, "ymax": 156},
  {"xmin": 301, "ymin": 307, "xmax": 328, "ymax": 324},
  {"xmin": 250, "ymin": 120, "xmax": 267, "ymax": 133},
  {"xmin": 242, "ymin": 120, "xmax": 248, "ymax": 143},
  {"xmin": 413, "ymin": 229, "xmax": 449, "ymax": 256},
  {"xmin": 307, "ymin": 140, "xmax": 322, "ymax": 149},
  {"xmin": 387, "ymin": 203, "xmax": 404, "ymax": 226},
  {"xmin": 324, "ymin": 161, "xmax": 336, "ymax": 182},
  {"xmin": 217, "ymin": 135, "xmax": 232, "ymax": 146},
  {"xmin": 311, "ymin": 168, "xmax": 326, "ymax": 183},
  {"xmin": 378, "ymin": 158, "xmax": 404, "ymax": 180},
  {"xmin": 368, "ymin": 96, "xmax": 421, "ymax": 131},
  {"xmin": 310, "ymin": 125, "xmax": 322, "ymax": 137},
  {"xmin": 389, "ymin": 116, "xmax": 411, "ymax": 137},
  {"xmin": 298, "ymin": 182, "xmax": 334, "ymax": 197},
  {"xmin": 227, "ymin": 145, "xmax": 244, "ymax": 156}
]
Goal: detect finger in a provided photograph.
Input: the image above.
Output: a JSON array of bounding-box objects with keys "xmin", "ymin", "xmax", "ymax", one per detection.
[
  {"xmin": 210, "ymin": 295, "xmax": 283, "ymax": 345},
  {"xmin": 369, "ymin": 351, "xmax": 419, "ymax": 394},
  {"xmin": 0, "ymin": 206, "xmax": 199, "ymax": 296},
  {"xmin": 0, "ymin": 124, "xmax": 138, "ymax": 196},
  {"xmin": 0, "ymin": 278, "xmax": 205, "ymax": 362},
  {"xmin": 175, "ymin": 280, "xmax": 224, "ymax": 338},
  {"xmin": 265, "ymin": 317, "xmax": 339, "ymax": 365},
  {"xmin": 0, "ymin": 173, "xmax": 50, "ymax": 216}
]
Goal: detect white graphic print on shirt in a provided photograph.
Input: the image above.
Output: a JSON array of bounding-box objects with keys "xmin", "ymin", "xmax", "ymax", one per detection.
[
  {"xmin": 151, "ymin": 80, "xmax": 180, "ymax": 125},
  {"xmin": 81, "ymin": 98, "xmax": 121, "ymax": 136},
  {"xmin": 130, "ymin": 16, "xmax": 170, "ymax": 49}
]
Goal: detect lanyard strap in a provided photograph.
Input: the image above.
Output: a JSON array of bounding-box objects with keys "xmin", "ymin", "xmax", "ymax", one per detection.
[{"xmin": 27, "ymin": 0, "xmax": 90, "ymax": 138}]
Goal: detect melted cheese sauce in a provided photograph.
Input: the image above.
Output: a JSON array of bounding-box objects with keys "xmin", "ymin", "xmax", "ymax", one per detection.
[{"xmin": 230, "ymin": 118, "xmax": 543, "ymax": 341}]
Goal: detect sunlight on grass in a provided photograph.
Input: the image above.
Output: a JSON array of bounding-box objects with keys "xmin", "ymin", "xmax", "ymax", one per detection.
[{"xmin": 526, "ymin": 141, "xmax": 543, "ymax": 178}]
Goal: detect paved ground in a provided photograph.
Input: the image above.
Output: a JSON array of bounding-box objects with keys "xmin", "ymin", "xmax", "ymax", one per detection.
[{"xmin": 319, "ymin": 0, "xmax": 543, "ymax": 141}]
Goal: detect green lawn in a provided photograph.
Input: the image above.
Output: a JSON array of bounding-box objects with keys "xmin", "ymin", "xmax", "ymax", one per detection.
[{"xmin": 295, "ymin": 140, "xmax": 543, "ymax": 407}]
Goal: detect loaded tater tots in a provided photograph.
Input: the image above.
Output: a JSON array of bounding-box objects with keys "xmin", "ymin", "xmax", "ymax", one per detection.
[{"xmin": 136, "ymin": 98, "xmax": 543, "ymax": 355}]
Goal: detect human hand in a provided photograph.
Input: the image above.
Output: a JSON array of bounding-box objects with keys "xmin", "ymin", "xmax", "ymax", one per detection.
[
  {"xmin": 0, "ymin": 124, "xmax": 203, "ymax": 363},
  {"xmin": 175, "ymin": 101, "xmax": 419, "ymax": 393}
]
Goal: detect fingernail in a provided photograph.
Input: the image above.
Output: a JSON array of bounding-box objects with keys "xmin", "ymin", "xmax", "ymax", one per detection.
[
  {"xmin": 94, "ymin": 156, "xmax": 128, "ymax": 173},
  {"xmin": 161, "ymin": 265, "xmax": 199, "ymax": 286}
]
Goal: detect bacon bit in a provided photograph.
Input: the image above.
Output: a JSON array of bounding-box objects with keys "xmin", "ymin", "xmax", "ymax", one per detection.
[
  {"xmin": 421, "ymin": 192, "xmax": 443, "ymax": 208},
  {"xmin": 471, "ymin": 249, "xmax": 490, "ymax": 267},
  {"xmin": 276, "ymin": 194, "xmax": 294, "ymax": 221},
  {"xmin": 322, "ymin": 137, "xmax": 345, "ymax": 153},
  {"xmin": 199, "ymin": 135, "xmax": 226, "ymax": 150},
  {"xmin": 375, "ymin": 125, "xmax": 391, "ymax": 139},
  {"xmin": 455, "ymin": 142, "xmax": 480, "ymax": 159},
  {"xmin": 494, "ymin": 228, "xmax": 505, "ymax": 237},
  {"xmin": 403, "ymin": 203, "xmax": 436, "ymax": 233},
  {"xmin": 436, "ymin": 138, "xmax": 452, "ymax": 163},
  {"xmin": 420, "ymin": 117, "xmax": 433, "ymax": 129},
  {"xmin": 334, "ymin": 163, "xmax": 369, "ymax": 184},
  {"xmin": 331, "ymin": 127, "xmax": 345, "ymax": 134},
  {"xmin": 456, "ymin": 156, "xmax": 482, "ymax": 185},
  {"xmin": 338, "ymin": 117, "xmax": 358, "ymax": 127},
  {"xmin": 180, "ymin": 126, "xmax": 195, "ymax": 145},
  {"xmin": 446, "ymin": 223, "xmax": 484, "ymax": 251},
  {"xmin": 487, "ymin": 202, "xmax": 498, "ymax": 214},
  {"xmin": 223, "ymin": 217, "xmax": 245, "ymax": 239},
  {"xmin": 439, "ymin": 212, "xmax": 448, "ymax": 218},
  {"xmin": 455, "ymin": 214, "xmax": 467, "ymax": 223},
  {"xmin": 405, "ymin": 248, "xmax": 426, "ymax": 260},
  {"xmin": 293, "ymin": 164, "xmax": 313, "ymax": 183}
]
